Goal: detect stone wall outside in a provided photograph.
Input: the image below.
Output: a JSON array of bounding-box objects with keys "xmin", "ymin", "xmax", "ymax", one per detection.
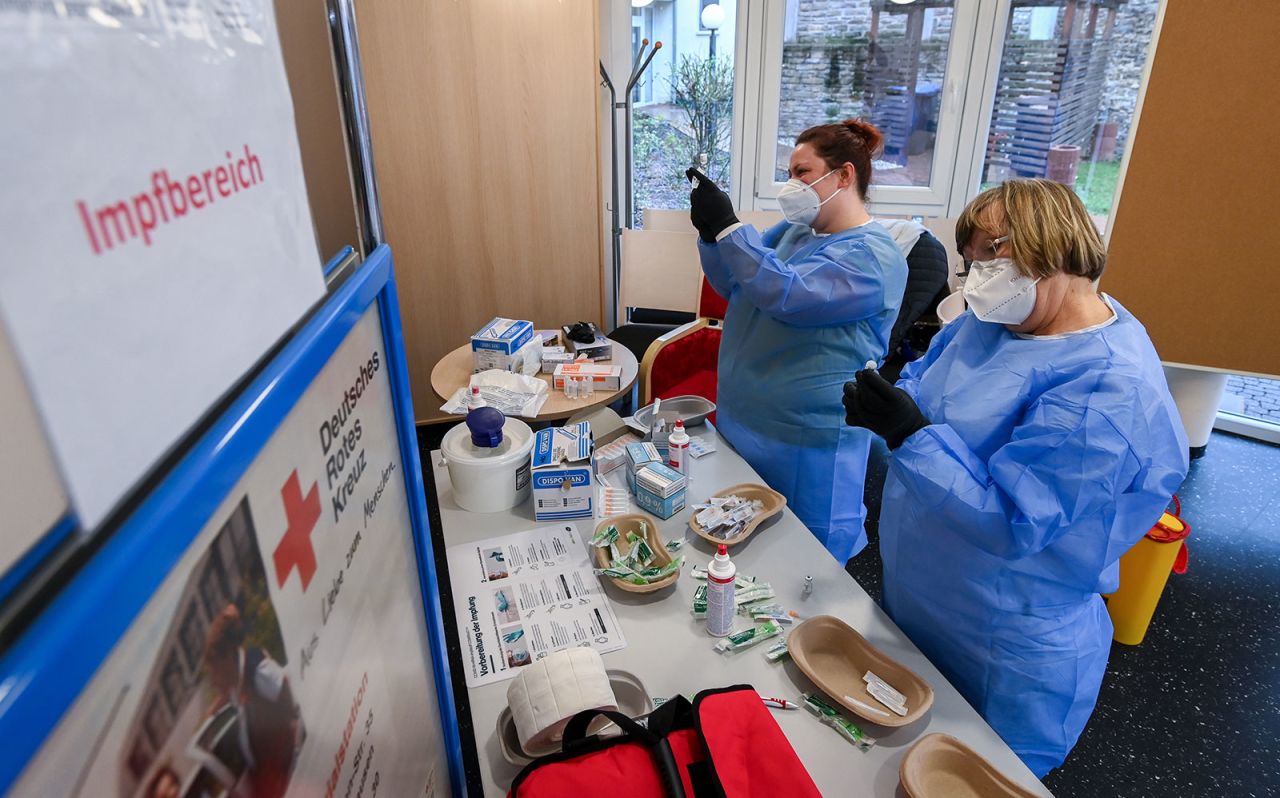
[{"xmin": 777, "ymin": 1, "xmax": 1157, "ymax": 159}]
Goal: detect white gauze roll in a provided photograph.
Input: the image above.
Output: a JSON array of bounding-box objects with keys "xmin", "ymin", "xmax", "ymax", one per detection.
[{"xmin": 506, "ymin": 648, "xmax": 617, "ymax": 753}]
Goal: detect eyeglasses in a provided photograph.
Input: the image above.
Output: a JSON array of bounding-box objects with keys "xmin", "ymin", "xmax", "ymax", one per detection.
[{"xmin": 957, "ymin": 234, "xmax": 1011, "ymax": 278}]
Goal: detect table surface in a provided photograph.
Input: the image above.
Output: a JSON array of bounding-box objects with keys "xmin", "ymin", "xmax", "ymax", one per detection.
[
  {"xmin": 429, "ymin": 338, "xmax": 639, "ymax": 421},
  {"xmin": 431, "ymin": 425, "xmax": 1051, "ymax": 798}
]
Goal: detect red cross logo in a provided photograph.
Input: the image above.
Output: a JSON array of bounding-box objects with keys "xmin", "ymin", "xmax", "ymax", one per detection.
[{"xmin": 272, "ymin": 471, "xmax": 321, "ymax": 591}]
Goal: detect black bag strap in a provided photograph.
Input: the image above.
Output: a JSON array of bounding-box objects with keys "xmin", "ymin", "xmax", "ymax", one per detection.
[
  {"xmin": 644, "ymin": 695, "xmax": 695, "ymax": 737},
  {"xmin": 560, "ymin": 706, "xmax": 688, "ymax": 798},
  {"xmin": 562, "ymin": 707, "xmax": 657, "ymax": 749}
]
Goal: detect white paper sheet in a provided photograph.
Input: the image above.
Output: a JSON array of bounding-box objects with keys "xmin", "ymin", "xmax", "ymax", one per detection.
[
  {"xmin": 446, "ymin": 525, "xmax": 627, "ymax": 688},
  {"xmin": 0, "ymin": 0, "xmax": 325, "ymax": 527}
]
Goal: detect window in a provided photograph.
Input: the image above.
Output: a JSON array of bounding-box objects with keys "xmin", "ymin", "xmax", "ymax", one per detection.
[
  {"xmin": 142, "ymin": 694, "xmax": 169, "ymax": 752},
  {"xmin": 178, "ymin": 599, "xmax": 206, "ymax": 673},
  {"xmin": 199, "ymin": 546, "xmax": 230, "ymax": 618},
  {"xmin": 742, "ymin": 0, "xmax": 986, "ymax": 215},
  {"xmin": 978, "ymin": 0, "xmax": 1161, "ymax": 233},
  {"xmin": 726, "ymin": 1, "xmax": 1161, "ymax": 221},
  {"xmin": 629, "ymin": 0, "xmax": 738, "ymax": 226},
  {"xmin": 160, "ymin": 650, "xmax": 189, "ymax": 716},
  {"xmin": 1220, "ymin": 376, "xmax": 1280, "ymax": 439},
  {"xmin": 773, "ymin": 0, "xmax": 957, "ymax": 188}
]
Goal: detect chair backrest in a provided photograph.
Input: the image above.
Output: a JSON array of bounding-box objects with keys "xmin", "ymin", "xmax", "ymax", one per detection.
[
  {"xmin": 887, "ymin": 230, "xmax": 950, "ymax": 356},
  {"xmin": 620, "ymin": 228, "xmax": 701, "ymax": 314},
  {"xmin": 643, "ymin": 208, "xmax": 785, "ymax": 234},
  {"xmin": 921, "ymin": 216, "xmax": 964, "ymax": 290},
  {"xmin": 639, "ymin": 319, "xmax": 722, "ymax": 408},
  {"xmin": 642, "ymin": 208, "xmax": 783, "ymax": 320},
  {"xmin": 642, "ymin": 208, "xmax": 694, "ymax": 233},
  {"xmin": 632, "ymin": 209, "xmax": 960, "ymax": 313},
  {"xmin": 697, "ymin": 278, "xmax": 728, "ymax": 321}
]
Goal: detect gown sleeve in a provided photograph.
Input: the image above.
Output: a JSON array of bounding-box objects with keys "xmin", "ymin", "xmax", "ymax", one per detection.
[
  {"xmin": 697, "ymin": 235, "xmax": 737, "ymax": 301},
  {"xmin": 703, "ymin": 223, "xmax": 889, "ymax": 327},
  {"xmin": 890, "ymin": 391, "xmax": 1147, "ymax": 561}
]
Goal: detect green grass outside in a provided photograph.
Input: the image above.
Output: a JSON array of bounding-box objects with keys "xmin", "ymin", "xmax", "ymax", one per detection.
[
  {"xmin": 980, "ymin": 158, "xmax": 1121, "ymax": 216},
  {"xmin": 1073, "ymin": 159, "xmax": 1121, "ymax": 216}
]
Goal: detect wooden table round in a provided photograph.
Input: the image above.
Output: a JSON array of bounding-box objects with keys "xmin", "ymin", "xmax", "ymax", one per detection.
[{"xmin": 429, "ymin": 338, "xmax": 639, "ymax": 421}]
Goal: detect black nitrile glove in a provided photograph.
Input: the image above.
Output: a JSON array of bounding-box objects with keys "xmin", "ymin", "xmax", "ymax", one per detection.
[
  {"xmin": 842, "ymin": 368, "xmax": 929, "ymax": 450},
  {"xmin": 566, "ymin": 321, "xmax": 597, "ymax": 344},
  {"xmin": 686, "ymin": 167, "xmax": 739, "ymax": 243}
]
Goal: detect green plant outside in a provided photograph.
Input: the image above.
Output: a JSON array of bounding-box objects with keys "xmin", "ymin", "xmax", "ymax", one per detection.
[{"xmin": 667, "ymin": 54, "xmax": 734, "ymax": 184}]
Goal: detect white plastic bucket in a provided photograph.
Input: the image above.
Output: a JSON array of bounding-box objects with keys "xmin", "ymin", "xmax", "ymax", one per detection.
[
  {"xmin": 936, "ymin": 290, "xmax": 967, "ymax": 326},
  {"xmin": 441, "ymin": 417, "xmax": 535, "ymax": 512}
]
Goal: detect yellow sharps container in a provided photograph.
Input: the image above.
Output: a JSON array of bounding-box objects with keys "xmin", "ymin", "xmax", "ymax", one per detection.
[{"xmin": 1105, "ymin": 497, "xmax": 1190, "ymax": 645}]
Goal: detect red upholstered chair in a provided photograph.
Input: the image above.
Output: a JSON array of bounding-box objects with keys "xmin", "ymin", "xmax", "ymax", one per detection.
[
  {"xmin": 638, "ymin": 277, "xmax": 727, "ymax": 421},
  {"xmin": 697, "ymin": 275, "xmax": 728, "ymax": 321}
]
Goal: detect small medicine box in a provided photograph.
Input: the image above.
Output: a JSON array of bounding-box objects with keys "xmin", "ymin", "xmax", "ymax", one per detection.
[
  {"xmin": 633, "ymin": 463, "xmax": 688, "ymax": 520},
  {"xmin": 552, "ymin": 362, "xmax": 623, "ymax": 392},
  {"xmin": 471, "ymin": 317, "xmax": 535, "ymax": 373},
  {"xmin": 530, "ymin": 421, "xmax": 594, "ymax": 521},
  {"xmin": 624, "ymin": 442, "xmax": 663, "ymax": 494},
  {"xmin": 566, "ymin": 334, "xmax": 612, "ymax": 362}
]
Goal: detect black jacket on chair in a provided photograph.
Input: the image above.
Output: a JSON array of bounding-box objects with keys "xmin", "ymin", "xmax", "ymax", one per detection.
[{"xmin": 888, "ymin": 229, "xmax": 951, "ymax": 361}]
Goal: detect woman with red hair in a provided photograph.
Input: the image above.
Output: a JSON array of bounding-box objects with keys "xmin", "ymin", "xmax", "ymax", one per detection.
[{"xmin": 687, "ymin": 119, "xmax": 906, "ymax": 562}]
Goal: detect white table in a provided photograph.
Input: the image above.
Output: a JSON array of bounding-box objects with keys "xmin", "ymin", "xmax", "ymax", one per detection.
[{"xmin": 431, "ymin": 425, "xmax": 1051, "ymax": 797}]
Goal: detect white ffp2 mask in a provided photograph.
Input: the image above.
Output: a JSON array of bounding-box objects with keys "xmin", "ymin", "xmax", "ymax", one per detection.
[
  {"xmin": 777, "ymin": 170, "xmax": 843, "ymax": 226},
  {"xmin": 963, "ymin": 257, "xmax": 1040, "ymax": 325}
]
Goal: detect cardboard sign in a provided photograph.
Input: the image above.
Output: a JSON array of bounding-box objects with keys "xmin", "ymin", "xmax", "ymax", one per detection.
[
  {"xmin": 14, "ymin": 305, "xmax": 450, "ymax": 798},
  {"xmin": 0, "ymin": 0, "xmax": 325, "ymax": 527}
]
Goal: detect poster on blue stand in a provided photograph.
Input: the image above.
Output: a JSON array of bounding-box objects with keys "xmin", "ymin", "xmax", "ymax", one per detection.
[{"xmin": 0, "ymin": 246, "xmax": 463, "ymax": 798}]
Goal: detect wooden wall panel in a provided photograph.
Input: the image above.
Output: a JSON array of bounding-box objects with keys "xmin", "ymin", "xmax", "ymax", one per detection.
[
  {"xmin": 357, "ymin": 0, "xmax": 604, "ymax": 421},
  {"xmin": 275, "ymin": 0, "xmax": 361, "ymax": 262},
  {"xmin": 1102, "ymin": 2, "xmax": 1280, "ymax": 377}
]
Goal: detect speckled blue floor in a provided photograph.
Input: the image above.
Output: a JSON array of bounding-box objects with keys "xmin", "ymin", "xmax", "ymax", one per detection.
[{"xmin": 851, "ymin": 431, "xmax": 1280, "ymax": 797}]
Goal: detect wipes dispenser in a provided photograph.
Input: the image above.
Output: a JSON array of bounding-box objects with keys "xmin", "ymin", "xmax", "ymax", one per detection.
[
  {"xmin": 440, "ymin": 406, "xmax": 535, "ymax": 512},
  {"xmin": 506, "ymin": 648, "xmax": 617, "ymax": 756}
]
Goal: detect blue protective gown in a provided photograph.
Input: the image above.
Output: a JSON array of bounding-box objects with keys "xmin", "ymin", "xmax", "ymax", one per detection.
[
  {"xmin": 698, "ymin": 220, "xmax": 906, "ymax": 562},
  {"xmin": 880, "ymin": 298, "xmax": 1189, "ymax": 776}
]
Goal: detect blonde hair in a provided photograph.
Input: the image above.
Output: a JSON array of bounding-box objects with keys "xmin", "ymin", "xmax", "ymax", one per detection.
[{"xmin": 955, "ymin": 179, "xmax": 1106, "ymax": 281}]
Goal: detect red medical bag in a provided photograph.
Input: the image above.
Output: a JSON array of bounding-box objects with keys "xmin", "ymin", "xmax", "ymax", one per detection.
[{"xmin": 509, "ymin": 684, "xmax": 821, "ymax": 798}]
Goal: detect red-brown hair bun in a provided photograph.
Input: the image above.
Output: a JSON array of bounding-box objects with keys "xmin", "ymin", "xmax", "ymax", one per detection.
[
  {"xmin": 795, "ymin": 118, "xmax": 885, "ymax": 201},
  {"xmin": 842, "ymin": 119, "xmax": 884, "ymax": 159}
]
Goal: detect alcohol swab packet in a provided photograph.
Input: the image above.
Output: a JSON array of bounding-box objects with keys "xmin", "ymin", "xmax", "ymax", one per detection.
[
  {"xmin": 688, "ymin": 436, "xmax": 716, "ymax": 458},
  {"xmin": 862, "ymin": 671, "xmax": 907, "ymax": 706},
  {"xmin": 866, "ymin": 683, "xmax": 907, "ymax": 716}
]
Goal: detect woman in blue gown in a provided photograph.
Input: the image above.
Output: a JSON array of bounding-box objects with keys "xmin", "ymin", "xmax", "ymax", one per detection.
[
  {"xmin": 687, "ymin": 120, "xmax": 906, "ymax": 563},
  {"xmin": 844, "ymin": 179, "xmax": 1189, "ymax": 775}
]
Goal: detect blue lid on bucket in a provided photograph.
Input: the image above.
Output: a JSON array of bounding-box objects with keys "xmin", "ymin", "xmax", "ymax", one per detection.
[{"xmin": 466, "ymin": 407, "xmax": 506, "ymax": 448}]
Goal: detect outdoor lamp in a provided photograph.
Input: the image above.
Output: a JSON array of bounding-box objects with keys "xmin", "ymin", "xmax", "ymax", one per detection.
[{"xmin": 701, "ymin": 3, "xmax": 725, "ymax": 30}]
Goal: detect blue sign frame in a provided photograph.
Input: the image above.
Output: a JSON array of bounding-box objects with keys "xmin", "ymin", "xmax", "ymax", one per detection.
[{"xmin": 0, "ymin": 245, "xmax": 465, "ymax": 795}]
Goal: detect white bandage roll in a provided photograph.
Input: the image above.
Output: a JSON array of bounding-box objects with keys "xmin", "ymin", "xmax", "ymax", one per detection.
[{"xmin": 506, "ymin": 648, "xmax": 617, "ymax": 753}]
